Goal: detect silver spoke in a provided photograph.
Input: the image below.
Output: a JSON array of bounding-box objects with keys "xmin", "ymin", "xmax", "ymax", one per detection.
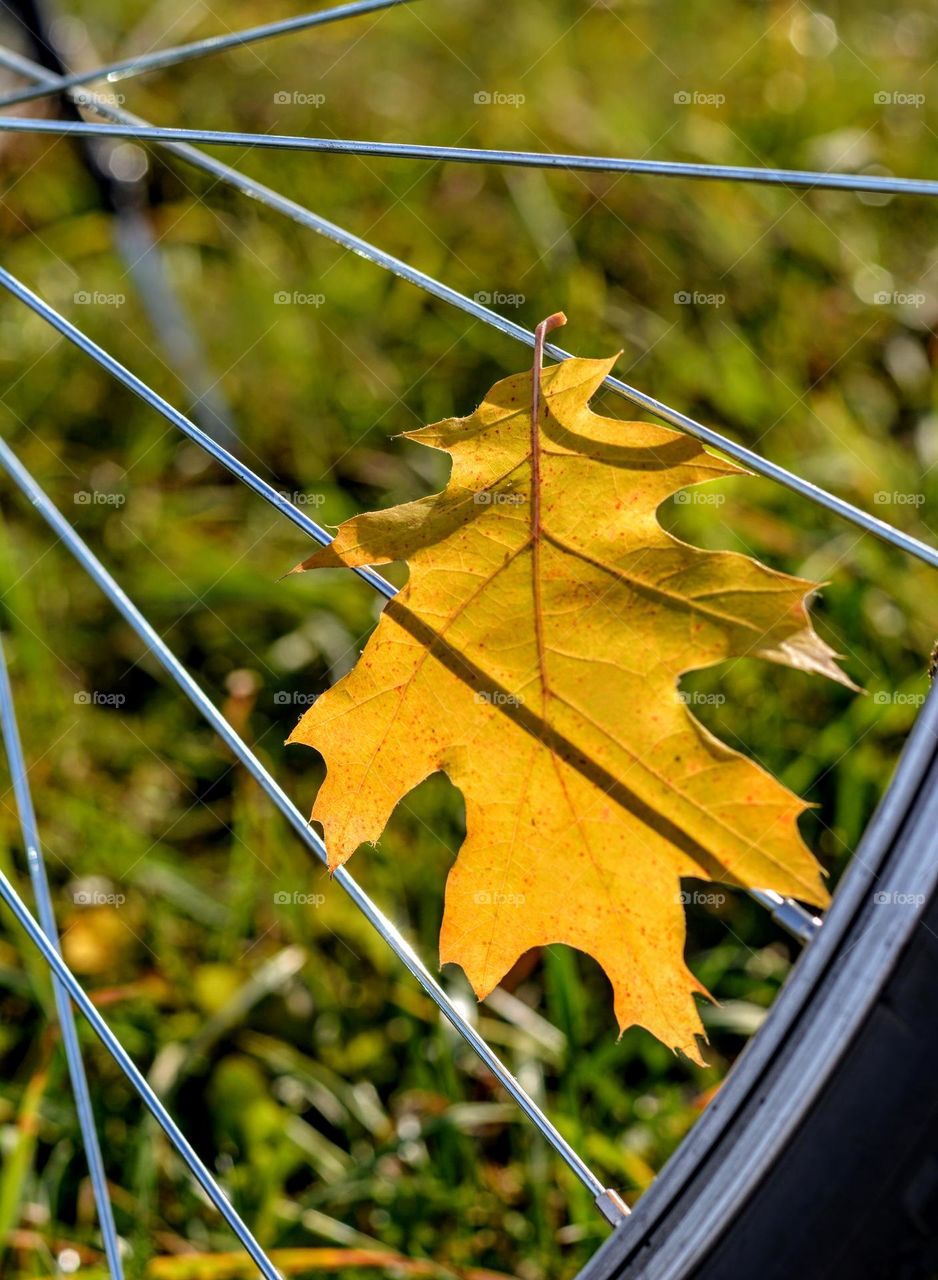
[
  {"xmin": 0, "ymin": 266, "xmax": 395, "ymax": 600},
  {"xmin": 0, "ymin": 115, "xmax": 936, "ymax": 199}
]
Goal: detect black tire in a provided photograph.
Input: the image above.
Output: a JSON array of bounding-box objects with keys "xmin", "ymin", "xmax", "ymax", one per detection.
[{"xmin": 578, "ymin": 684, "xmax": 938, "ymax": 1280}]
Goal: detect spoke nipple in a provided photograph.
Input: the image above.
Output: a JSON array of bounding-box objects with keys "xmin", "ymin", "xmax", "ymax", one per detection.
[{"xmin": 595, "ymin": 1186, "xmax": 630, "ymax": 1226}]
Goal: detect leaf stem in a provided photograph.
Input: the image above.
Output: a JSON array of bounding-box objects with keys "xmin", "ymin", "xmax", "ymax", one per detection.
[
  {"xmin": 531, "ymin": 311, "xmax": 567, "ymax": 433},
  {"xmin": 530, "ymin": 313, "xmax": 566, "ymax": 716}
]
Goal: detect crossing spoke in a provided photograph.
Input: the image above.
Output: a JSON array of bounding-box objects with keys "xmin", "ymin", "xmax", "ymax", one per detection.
[
  {"xmin": 0, "ymin": 859, "xmax": 284, "ymax": 1280},
  {"xmin": 0, "ymin": 434, "xmax": 624, "ymax": 1225},
  {"xmin": 0, "ymin": 264, "xmax": 825, "ymax": 944},
  {"xmin": 0, "ymin": 637, "xmax": 124, "ymax": 1279},
  {"xmin": 1, "ymin": 46, "xmax": 934, "ymax": 573}
]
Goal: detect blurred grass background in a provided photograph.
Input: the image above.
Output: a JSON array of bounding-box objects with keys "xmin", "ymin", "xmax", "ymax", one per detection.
[{"xmin": 0, "ymin": 0, "xmax": 936, "ymax": 1276}]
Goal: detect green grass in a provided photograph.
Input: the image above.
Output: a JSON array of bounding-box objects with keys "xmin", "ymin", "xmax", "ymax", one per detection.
[{"xmin": 0, "ymin": 1, "xmax": 936, "ymax": 1276}]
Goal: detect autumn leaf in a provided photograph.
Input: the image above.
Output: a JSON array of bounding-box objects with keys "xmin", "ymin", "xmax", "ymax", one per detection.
[{"xmin": 287, "ymin": 317, "xmax": 852, "ymax": 1060}]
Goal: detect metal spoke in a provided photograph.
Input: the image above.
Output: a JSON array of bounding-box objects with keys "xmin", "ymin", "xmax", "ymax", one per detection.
[
  {"xmin": 0, "ymin": 267, "xmax": 394, "ymax": 602},
  {"xmin": 0, "ymin": 860, "xmax": 283, "ymax": 1280},
  {"xmin": 1, "ymin": 46, "xmax": 934, "ymax": 574},
  {"xmin": 1, "ymin": 114, "xmax": 936, "ymax": 200},
  {"xmin": 0, "ymin": 263, "xmax": 823, "ymax": 945},
  {"xmin": 0, "ymin": 434, "xmax": 624, "ymax": 1225},
  {"xmin": 0, "ymin": 0, "xmax": 412, "ymax": 109},
  {"xmin": 0, "ymin": 636, "xmax": 124, "ymax": 1279}
]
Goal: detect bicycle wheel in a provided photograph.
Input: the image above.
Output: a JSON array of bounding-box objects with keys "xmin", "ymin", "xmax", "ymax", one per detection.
[{"xmin": 1, "ymin": 5, "xmax": 937, "ymax": 1278}]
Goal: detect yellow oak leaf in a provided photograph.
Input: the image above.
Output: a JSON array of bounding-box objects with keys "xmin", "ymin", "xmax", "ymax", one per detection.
[{"xmin": 287, "ymin": 326, "xmax": 852, "ymax": 1061}]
